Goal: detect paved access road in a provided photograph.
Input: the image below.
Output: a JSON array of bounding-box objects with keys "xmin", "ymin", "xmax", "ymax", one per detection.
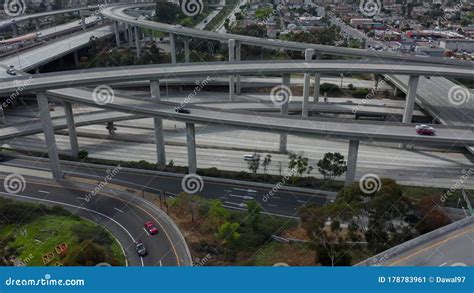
[{"xmin": 0, "ymin": 172, "xmax": 192, "ymax": 266}]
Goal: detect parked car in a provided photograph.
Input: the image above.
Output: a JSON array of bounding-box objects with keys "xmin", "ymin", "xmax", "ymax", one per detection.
[
  {"xmin": 6, "ymin": 65, "xmax": 16, "ymax": 76},
  {"xmin": 135, "ymin": 241, "xmax": 147, "ymax": 256},
  {"xmin": 415, "ymin": 124, "xmax": 436, "ymax": 136},
  {"xmin": 144, "ymin": 221, "xmax": 158, "ymax": 235}
]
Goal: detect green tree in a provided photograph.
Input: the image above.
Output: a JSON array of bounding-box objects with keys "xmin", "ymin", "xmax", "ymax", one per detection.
[
  {"xmin": 247, "ymin": 152, "xmax": 261, "ymax": 174},
  {"xmin": 317, "ymin": 152, "xmax": 347, "ymax": 180},
  {"xmin": 262, "ymin": 154, "xmax": 272, "ymax": 175},
  {"xmin": 288, "ymin": 152, "xmax": 310, "ymax": 178},
  {"xmin": 245, "ymin": 200, "xmax": 262, "ymax": 233},
  {"xmin": 217, "ymin": 222, "xmax": 240, "ymax": 246}
]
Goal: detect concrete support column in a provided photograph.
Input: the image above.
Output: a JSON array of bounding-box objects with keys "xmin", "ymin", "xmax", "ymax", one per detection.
[
  {"xmin": 134, "ymin": 26, "xmax": 141, "ymax": 57},
  {"xmin": 279, "ymin": 74, "xmax": 291, "ymax": 153},
  {"xmin": 402, "ymin": 75, "xmax": 419, "ymax": 123},
  {"xmin": 37, "ymin": 92, "xmax": 62, "ymax": 180},
  {"xmin": 12, "ymin": 24, "xmax": 18, "ymax": 37},
  {"xmin": 0, "ymin": 107, "xmax": 6, "ymax": 126},
  {"xmin": 185, "ymin": 122, "xmax": 197, "ymax": 174},
  {"xmin": 80, "ymin": 15, "xmax": 86, "ymax": 31},
  {"xmin": 35, "ymin": 68, "xmax": 40, "ymax": 74},
  {"xmin": 236, "ymin": 41, "xmax": 241, "ymax": 94},
  {"xmin": 73, "ymin": 51, "xmax": 79, "ymax": 67},
  {"xmin": 128, "ymin": 26, "xmax": 133, "ymax": 48},
  {"xmin": 345, "ymin": 140, "xmax": 359, "ymax": 186},
  {"xmin": 114, "ymin": 21, "xmax": 121, "ymax": 47},
  {"xmin": 302, "ymin": 48, "xmax": 315, "ymax": 117},
  {"xmin": 63, "ymin": 102, "xmax": 79, "ymax": 158},
  {"xmin": 34, "ymin": 19, "xmax": 40, "ymax": 30},
  {"xmin": 228, "ymin": 39, "xmax": 235, "ymax": 101},
  {"xmin": 150, "ymin": 80, "xmax": 166, "ymax": 167},
  {"xmin": 183, "ymin": 37, "xmax": 190, "ymax": 63},
  {"xmin": 170, "ymin": 33, "xmax": 176, "ymax": 64},
  {"xmin": 313, "ymin": 73, "xmax": 321, "ymax": 103}
]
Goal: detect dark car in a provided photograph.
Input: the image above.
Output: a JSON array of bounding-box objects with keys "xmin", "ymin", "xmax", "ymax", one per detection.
[
  {"xmin": 175, "ymin": 107, "xmax": 190, "ymax": 114},
  {"xmin": 135, "ymin": 241, "xmax": 147, "ymax": 256}
]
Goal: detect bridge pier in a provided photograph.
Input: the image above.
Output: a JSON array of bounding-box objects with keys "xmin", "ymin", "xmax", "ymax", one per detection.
[
  {"xmin": 37, "ymin": 92, "xmax": 62, "ymax": 180},
  {"xmin": 170, "ymin": 33, "xmax": 177, "ymax": 64},
  {"xmin": 228, "ymin": 39, "xmax": 236, "ymax": 101},
  {"xmin": 128, "ymin": 26, "xmax": 133, "ymax": 48},
  {"xmin": 150, "ymin": 80, "xmax": 167, "ymax": 167},
  {"xmin": 345, "ymin": 140, "xmax": 359, "ymax": 186},
  {"xmin": 74, "ymin": 51, "xmax": 79, "ymax": 67},
  {"xmin": 114, "ymin": 21, "xmax": 121, "ymax": 47},
  {"xmin": 0, "ymin": 107, "xmax": 6, "ymax": 126},
  {"xmin": 236, "ymin": 41, "xmax": 241, "ymax": 94},
  {"xmin": 63, "ymin": 102, "xmax": 79, "ymax": 158},
  {"xmin": 12, "ymin": 24, "xmax": 18, "ymax": 37},
  {"xmin": 183, "ymin": 37, "xmax": 190, "ymax": 63},
  {"xmin": 80, "ymin": 14, "xmax": 86, "ymax": 31},
  {"xmin": 302, "ymin": 48, "xmax": 315, "ymax": 117},
  {"xmin": 186, "ymin": 122, "xmax": 197, "ymax": 174},
  {"xmin": 134, "ymin": 26, "xmax": 141, "ymax": 57},
  {"xmin": 34, "ymin": 19, "xmax": 40, "ymax": 30},
  {"xmin": 279, "ymin": 74, "xmax": 291, "ymax": 153},
  {"xmin": 313, "ymin": 73, "xmax": 321, "ymax": 102},
  {"xmin": 402, "ymin": 75, "xmax": 419, "ymax": 123}
]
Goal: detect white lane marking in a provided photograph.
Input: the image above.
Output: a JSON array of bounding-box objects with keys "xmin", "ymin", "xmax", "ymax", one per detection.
[
  {"xmin": 222, "ymin": 204, "xmax": 300, "ymax": 220},
  {"xmin": 0, "ymin": 191, "xmax": 143, "ymax": 267},
  {"xmin": 228, "ymin": 194, "xmax": 253, "ymax": 200},
  {"xmin": 143, "ymin": 227, "xmax": 151, "ymax": 236},
  {"xmin": 439, "ymin": 262, "xmax": 447, "ymax": 267},
  {"xmin": 38, "ymin": 190, "xmax": 50, "ymax": 194},
  {"xmin": 159, "ymin": 260, "xmax": 163, "ymax": 266},
  {"xmin": 267, "ymin": 204, "xmax": 278, "ymax": 207},
  {"xmin": 224, "ymin": 201, "xmax": 247, "ymax": 208},
  {"xmin": 233, "ymin": 188, "xmax": 257, "ymax": 193},
  {"xmin": 297, "ymin": 200, "xmax": 306, "ymax": 203},
  {"xmin": 114, "ymin": 207, "xmax": 124, "ymax": 213}
]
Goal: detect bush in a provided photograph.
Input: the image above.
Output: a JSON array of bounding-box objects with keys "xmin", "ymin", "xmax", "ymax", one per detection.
[
  {"xmin": 320, "ymin": 83, "xmax": 340, "ymax": 94},
  {"xmin": 71, "ymin": 224, "xmax": 112, "ymax": 246},
  {"xmin": 351, "ymin": 88, "xmax": 370, "ymax": 99},
  {"xmin": 78, "ymin": 150, "xmax": 88, "ymax": 160}
]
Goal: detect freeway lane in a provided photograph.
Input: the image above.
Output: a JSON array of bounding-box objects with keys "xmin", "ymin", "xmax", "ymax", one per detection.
[
  {"xmin": 48, "ymin": 87, "xmax": 474, "ymax": 146},
  {"xmin": 0, "ymin": 172, "xmax": 191, "ymax": 266},
  {"xmin": 1, "ymin": 60, "xmax": 473, "ymax": 91},
  {"xmin": 102, "ymin": 4, "xmax": 473, "ymax": 67},
  {"xmin": 0, "ymin": 155, "xmax": 329, "ymax": 219}
]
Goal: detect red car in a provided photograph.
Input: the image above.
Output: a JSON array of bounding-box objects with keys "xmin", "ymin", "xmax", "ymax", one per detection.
[
  {"xmin": 144, "ymin": 221, "xmax": 158, "ymax": 235},
  {"xmin": 415, "ymin": 124, "xmax": 436, "ymax": 136}
]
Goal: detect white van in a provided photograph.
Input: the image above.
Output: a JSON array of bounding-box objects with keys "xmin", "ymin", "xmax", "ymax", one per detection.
[{"xmin": 243, "ymin": 154, "xmax": 255, "ymax": 161}]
